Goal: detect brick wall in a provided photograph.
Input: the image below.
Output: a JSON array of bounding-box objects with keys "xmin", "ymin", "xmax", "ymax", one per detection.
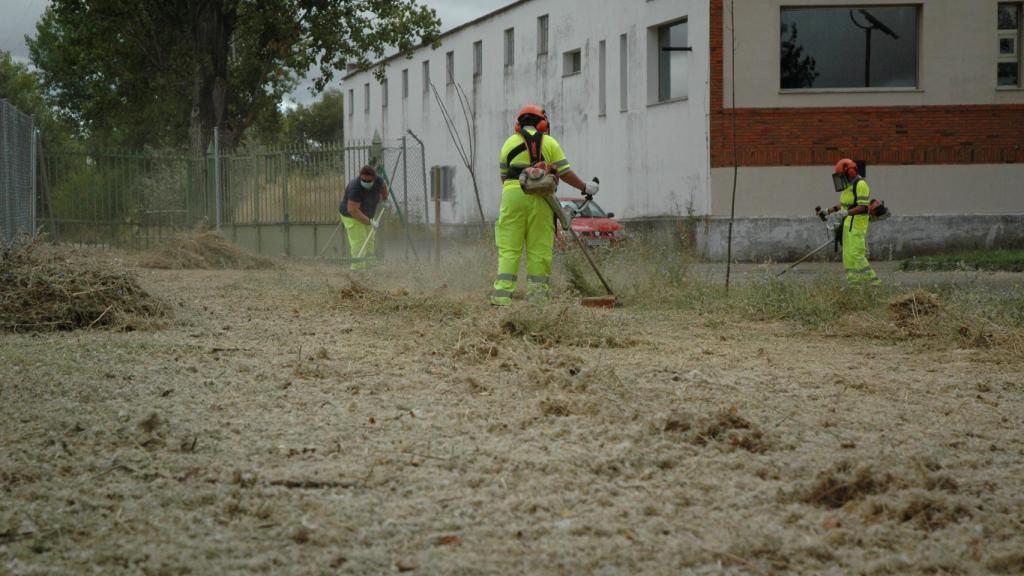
[{"xmin": 709, "ymin": 0, "xmax": 1024, "ymax": 169}]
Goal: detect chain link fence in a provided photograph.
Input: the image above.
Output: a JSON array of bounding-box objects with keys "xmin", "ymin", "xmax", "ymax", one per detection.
[{"xmin": 1, "ymin": 99, "xmax": 37, "ymax": 244}]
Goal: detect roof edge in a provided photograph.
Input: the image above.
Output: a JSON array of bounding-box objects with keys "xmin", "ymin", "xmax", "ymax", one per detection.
[{"xmin": 342, "ymin": 0, "xmax": 533, "ymax": 81}]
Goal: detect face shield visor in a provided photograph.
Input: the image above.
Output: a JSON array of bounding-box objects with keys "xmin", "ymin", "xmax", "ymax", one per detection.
[{"xmin": 832, "ymin": 173, "xmax": 848, "ymax": 192}]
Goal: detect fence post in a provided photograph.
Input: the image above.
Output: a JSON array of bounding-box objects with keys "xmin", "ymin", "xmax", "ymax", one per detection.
[
  {"xmin": 283, "ymin": 148, "xmax": 290, "ymax": 256},
  {"xmin": 433, "ymin": 167, "xmax": 441, "ymax": 263},
  {"xmin": 30, "ymin": 127, "xmax": 38, "ymax": 238},
  {"xmin": 214, "ymin": 126, "xmax": 221, "ymax": 232}
]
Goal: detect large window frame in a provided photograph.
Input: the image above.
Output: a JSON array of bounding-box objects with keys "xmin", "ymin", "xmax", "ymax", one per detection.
[
  {"xmin": 652, "ymin": 18, "xmax": 689, "ymax": 103},
  {"xmin": 779, "ymin": 5, "xmax": 921, "ymax": 92}
]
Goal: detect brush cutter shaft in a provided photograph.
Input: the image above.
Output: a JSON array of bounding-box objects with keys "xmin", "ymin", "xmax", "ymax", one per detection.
[
  {"xmin": 776, "ymin": 239, "xmax": 833, "ymax": 277},
  {"xmin": 357, "ymin": 205, "xmax": 386, "ymax": 259},
  {"xmin": 543, "ymin": 194, "xmax": 614, "ymax": 296}
]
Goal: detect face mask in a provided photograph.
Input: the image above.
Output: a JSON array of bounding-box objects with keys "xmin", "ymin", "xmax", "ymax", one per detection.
[{"xmin": 360, "ymin": 179, "xmax": 374, "ymax": 190}]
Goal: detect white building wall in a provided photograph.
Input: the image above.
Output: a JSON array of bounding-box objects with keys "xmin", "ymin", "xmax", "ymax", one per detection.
[{"xmin": 343, "ymin": 0, "xmax": 710, "ymax": 224}]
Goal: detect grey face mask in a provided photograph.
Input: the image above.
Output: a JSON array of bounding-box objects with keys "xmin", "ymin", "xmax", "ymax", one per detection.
[{"xmin": 360, "ymin": 179, "xmax": 374, "ymax": 190}]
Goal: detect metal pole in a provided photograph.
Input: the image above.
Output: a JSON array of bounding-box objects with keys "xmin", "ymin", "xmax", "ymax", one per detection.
[
  {"xmin": 30, "ymin": 126, "xmax": 38, "ymax": 238},
  {"xmin": 214, "ymin": 126, "xmax": 221, "ymax": 231},
  {"xmin": 433, "ymin": 168, "xmax": 441, "ymax": 263}
]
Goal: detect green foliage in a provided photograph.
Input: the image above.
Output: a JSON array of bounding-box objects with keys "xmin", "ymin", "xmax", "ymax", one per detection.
[
  {"xmin": 27, "ymin": 0, "xmax": 439, "ymax": 149},
  {"xmin": 0, "ymin": 50, "xmax": 71, "ymax": 145},
  {"xmin": 282, "ymin": 90, "xmax": 345, "ymax": 146},
  {"xmin": 900, "ymin": 251, "xmax": 1024, "ymax": 273}
]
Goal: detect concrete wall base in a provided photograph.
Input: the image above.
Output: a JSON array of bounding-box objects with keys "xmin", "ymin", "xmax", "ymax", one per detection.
[{"xmin": 623, "ymin": 214, "xmax": 1024, "ymax": 262}]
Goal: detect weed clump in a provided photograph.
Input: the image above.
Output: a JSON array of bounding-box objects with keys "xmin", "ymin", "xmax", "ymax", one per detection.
[
  {"xmin": 1, "ymin": 237, "xmax": 168, "ymax": 332},
  {"xmin": 141, "ymin": 230, "xmax": 275, "ymax": 270},
  {"xmin": 660, "ymin": 406, "xmax": 771, "ymax": 453},
  {"xmin": 801, "ymin": 461, "xmax": 892, "ymax": 508}
]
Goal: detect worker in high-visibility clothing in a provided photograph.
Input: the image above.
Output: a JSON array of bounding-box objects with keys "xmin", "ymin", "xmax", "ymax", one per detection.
[
  {"xmin": 339, "ymin": 165, "xmax": 388, "ymax": 270},
  {"xmin": 490, "ymin": 105, "xmax": 598, "ymax": 305},
  {"xmin": 829, "ymin": 158, "xmax": 879, "ymax": 286}
]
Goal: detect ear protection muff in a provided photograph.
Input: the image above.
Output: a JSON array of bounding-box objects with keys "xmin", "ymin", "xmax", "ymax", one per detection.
[
  {"xmin": 513, "ymin": 105, "xmax": 549, "ymax": 133},
  {"xmin": 513, "ymin": 116, "xmax": 549, "ymax": 133}
]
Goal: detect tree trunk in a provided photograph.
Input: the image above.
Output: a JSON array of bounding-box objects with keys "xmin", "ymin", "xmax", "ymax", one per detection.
[{"xmin": 189, "ymin": 0, "xmax": 235, "ymax": 156}]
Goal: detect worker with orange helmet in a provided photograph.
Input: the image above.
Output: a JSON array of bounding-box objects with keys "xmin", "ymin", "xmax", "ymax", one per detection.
[
  {"xmin": 828, "ymin": 158, "xmax": 880, "ymax": 286},
  {"xmin": 490, "ymin": 105, "xmax": 598, "ymax": 305}
]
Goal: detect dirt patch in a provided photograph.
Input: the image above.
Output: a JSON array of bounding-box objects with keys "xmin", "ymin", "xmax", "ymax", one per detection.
[
  {"xmin": 140, "ymin": 230, "xmax": 275, "ymax": 270},
  {"xmin": 889, "ymin": 290, "xmax": 941, "ymax": 326},
  {"xmin": 0, "ymin": 239, "xmax": 167, "ymax": 332}
]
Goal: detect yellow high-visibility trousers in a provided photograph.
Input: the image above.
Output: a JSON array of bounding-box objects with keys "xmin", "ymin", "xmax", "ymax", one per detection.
[
  {"xmin": 842, "ymin": 219, "xmax": 879, "ymax": 286},
  {"xmin": 491, "ymin": 186, "xmax": 555, "ymax": 305},
  {"xmin": 341, "ymin": 215, "xmax": 375, "ymax": 270}
]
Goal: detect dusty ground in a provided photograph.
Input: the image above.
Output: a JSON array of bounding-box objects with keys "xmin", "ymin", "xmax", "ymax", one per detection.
[{"xmin": 2, "ymin": 256, "xmax": 1023, "ymax": 575}]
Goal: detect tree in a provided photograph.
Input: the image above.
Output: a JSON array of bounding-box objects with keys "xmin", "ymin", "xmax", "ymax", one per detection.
[
  {"xmin": 780, "ymin": 23, "xmax": 819, "ymax": 89},
  {"xmin": 0, "ymin": 50, "xmax": 70, "ymax": 144},
  {"xmin": 27, "ymin": 0, "xmax": 439, "ymax": 152},
  {"xmin": 283, "ymin": 89, "xmax": 345, "ymax": 146}
]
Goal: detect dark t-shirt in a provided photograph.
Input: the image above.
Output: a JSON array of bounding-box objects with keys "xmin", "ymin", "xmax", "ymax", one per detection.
[{"xmin": 340, "ymin": 176, "xmax": 384, "ymax": 219}]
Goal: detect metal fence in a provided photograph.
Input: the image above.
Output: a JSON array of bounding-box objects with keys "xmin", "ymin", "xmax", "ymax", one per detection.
[
  {"xmin": 1, "ymin": 99, "xmax": 37, "ymax": 244},
  {"xmin": 37, "ymin": 134, "xmax": 427, "ymax": 253}
]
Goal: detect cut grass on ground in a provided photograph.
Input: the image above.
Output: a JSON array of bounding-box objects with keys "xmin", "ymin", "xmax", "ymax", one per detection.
[{"xmin": 900, "ymin": 250, "xmax": 1024, "ymax": 272}]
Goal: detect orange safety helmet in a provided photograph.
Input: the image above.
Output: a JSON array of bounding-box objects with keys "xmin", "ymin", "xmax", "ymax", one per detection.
[
  {"xmin": 514, "ymin": 104, "xmax": 549, "ymax": 133},
  {"xmin": 832, "ymin": 158, "xmax": 858, "ymax": 192}
]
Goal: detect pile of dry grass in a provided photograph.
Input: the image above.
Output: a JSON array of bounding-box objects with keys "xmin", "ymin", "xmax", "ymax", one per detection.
[
  {"xmin": 141, "ymin": 230, "xmax": 275, "ymax": 270},
  {"xmin": 1, "ymin": 238, "xmax": 167, "ymax": 332}
]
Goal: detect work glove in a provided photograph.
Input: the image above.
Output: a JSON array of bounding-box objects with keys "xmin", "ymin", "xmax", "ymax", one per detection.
[
  {"xmin": 584, "ymin": 181, "xmax": 599, "ymax": 196},
  {"xmin": 832, "ymin": 209, "xmax": 848, "ymax": 221},
  {"xmin": 370, "ymin": 220, "xmax": 380, "ymax": 230}
]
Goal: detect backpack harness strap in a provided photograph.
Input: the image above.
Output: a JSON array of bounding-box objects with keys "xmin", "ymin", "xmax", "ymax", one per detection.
[{"xmin": 504, "ymin": 129, "xmax": 544, "ymax": 181}]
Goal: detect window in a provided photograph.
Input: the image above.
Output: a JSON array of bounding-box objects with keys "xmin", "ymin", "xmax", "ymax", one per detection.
[
  {"xmin": 473, "ymin": 41, "xmax": 483, "ymax": 78},
  {"xmin": 538, "ymin": 15, "xmax": 549, "ymax": 56},
  {"xmin": 780, "ymin": 6, "xmax": 919, "ymax": 89},
  {"xmin": 430, "ymin": 165, "xmax": 455, "ymax": 201},
  {"xmin": 423, "ymin": 60, "xmax": 430, "ymax": 93},
  {"xmin": 363, "ymin": 83, "xmax": 369, "ymax": 112},
  {"xmin": 657, "ymin": 19, "xmax": 688, "ymax": 102},
  {"xmin": 348, "ymin": 89, "xmax": 354, "ymax": 115},
  {"xmin": 446, "ymin": 50, "xmax": 455, "ymax": 85},
  {"xmin": 382, "ymin": 79, "xmax": 389, "ymax": 109},
  {"xmin": 402, "ymin": 69, "xmax": 409, "ymax": 98},
  {"xmin": 563, "ymin": 49, "xmax": 582, "ymax": 76},
  {"xmin": 619, "ymin": 34, "xmax": 628, "ymax": 111},
  {"xmin": 505, "ymin": 28, "xmax": 515, "ymax": 68},
  {"xmin": 599, "ymin": 40, "xmax": 607, "ymax": 115},
  {"xmin": 999, "ymin": 3, "xmax": 1021, "ymax": 86}
]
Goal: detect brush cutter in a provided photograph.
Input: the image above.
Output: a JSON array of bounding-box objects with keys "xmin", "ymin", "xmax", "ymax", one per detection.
[
  {"xmin": 544, "ymin": 178, "xmax": 617, "ymax": 307},
  {"xmin": 776, "ymin": 206, "xmax": 838, "ymax": 277}
]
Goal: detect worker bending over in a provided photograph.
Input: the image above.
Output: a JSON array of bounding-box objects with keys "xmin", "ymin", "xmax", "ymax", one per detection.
[
  {"xmin": 339, "ymin": 165, "xmax": 388, "ymax": 270},
  {"xmin": 490, "ymin": 105, "xmax": 598, "ymax": 305}
]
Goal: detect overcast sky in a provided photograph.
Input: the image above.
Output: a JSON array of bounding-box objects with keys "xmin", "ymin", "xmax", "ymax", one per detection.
[{"xmin": 0, "ymin": 0, "xmax": 511, "ymax": 104}]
